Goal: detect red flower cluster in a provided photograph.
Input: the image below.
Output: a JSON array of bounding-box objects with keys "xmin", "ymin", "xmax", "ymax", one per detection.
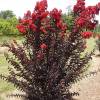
[
  {"xmin": 24, "ymin": 10, "xmax": 31, "ymax": 19},
  {"xmin": 16, "ymin": 0, "xmax": 67, "ymax": 38},
  {"xmin": 74, "ymin": 0, "xmax": 100, "ymax": 30},
  {"xmin": 97, "ymin": 2, "xmax": 100, "ymax": 9},
  {"xmin": 29, "ymin": 24, "xmax": 37, "ymax": 32},
  {"xmin": 81, "ymin": 31, "xmax": 93, "ymax": 39},
  {"xmin": 35, "ymin": 0, "xmax": 47, "ymax": 12},
  {"xmin": 73, "ymin": 0, "xmax": 85, "ymax": 14},
  {"xmin": 16, "ymin": 1, "xmax": 48, "ymax": 35},
  {"xmin": 16, "ymin": 0, "xmax": 100, "ymax": 58},
  {"xmin": 50, "ymin": 8, "xmax": 67, "ymax": 32},
  {"xmin": 16, "ymin": 24, "xmax": 26, "ymax": 34},
  {"xmin": 75, "ymin": 17, "xmax": 86, "ymax": 27},
  {"xmin": 16, "ymin": 0, "xmax": 68, "ymax": 60},
  {"xmin": 50, "ymin": 8, "xmax": 62, "ymax": 21}
]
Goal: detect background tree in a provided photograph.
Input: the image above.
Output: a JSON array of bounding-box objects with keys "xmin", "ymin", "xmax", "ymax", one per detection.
[
  {"xmin": 0, "ymin": 10, "xmax": 18, "ymax": 35},
  {"xmin": 62, "ymin": 12, "xmax": 74, "ymax": 31},
  {"xmin": 0, "ymin": 10, "xmax": 15, "ymax": 19},
  {"xmin": 0, "ymin": 15, "xmax": 19, "ymax": 35}
]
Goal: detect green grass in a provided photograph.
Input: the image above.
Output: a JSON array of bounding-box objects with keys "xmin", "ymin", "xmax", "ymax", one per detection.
[
  {"xmin": 86, "ymin": 37, "xmax": 96, "ymax": 52},
  {"xmin": 0, "ymin": 35, "xmax": 23, "ymax": 93},
  {"xmin": 0, "ymin": 35, "xmax": 24, "ymax": 45},
  {"xmin": 0, "ymin": 53, "xmax": 15, "ymax": 93}
]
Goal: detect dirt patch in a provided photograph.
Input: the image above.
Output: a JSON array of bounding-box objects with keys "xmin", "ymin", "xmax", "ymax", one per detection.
[
  {"xmin": 72, "ymin": 52, "xmax": 100, "ymax": 100},
  {"xmin": 0, "ymin": 90, "xmax": 25, "ymax": 100},
  {"xmin": 0, "ymin": 47, "xmax": 9, "ymax": 54}
]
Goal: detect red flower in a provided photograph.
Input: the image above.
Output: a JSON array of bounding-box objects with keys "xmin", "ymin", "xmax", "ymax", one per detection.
[
  {"xmin": 29, "ymin": 24, "xmax": 37, "ymax": 32},
  {"xmin": 61, "ymin": 24, "xmax": 67, "ymax": 31},
  {"xmin": 74, "ymin": 1, "xmax": 100, "ymax": 30},
  {"xmin": 87, "ymin": 22, "xmax": 96, "ymax": 30},
  {"xmin": 50, "ymin": 8, "xmax": 62, "ymax": 21},
  {"xmin": 20, "ymin": 19, "xmax": 33, "ymax": 25},
  {"xmin": 76, "ymin": 17, "xmax": 86, "ymax": 27},
  {"xmin": 56, "ymin": 21, "xmax": 67, "ymax": 31},
  {"xmin": 81, "ymin": 31, "xmax": 93, "ymax": 39},
  {"xmin": 91, "ymin": 6, "xmax": 99, "ymax": 15},
  {"xmin": 97, "ymin": 2, "xmax": 100, "ymax": 10},
  {"xmin": 40, "ymin": 27, "xmax": 47, "ymax": 34},
  {"xmin": 24, "ymin": 10, "xmax": 31, "ymax": 18},
  {"xmin": 40, "ymin": 11, "xmax": 49, "ymax": 19},
  {"xmin": 40, "ymin": 43, "xmax": 47, "ymax": 49},
  {"xmin": 56, "ymin": 20, "xmax": 62, "ymax": 29},
  {"xmin": 32, "ymin": 13, "xmax": 37, "ymax": 21},
  {"xmin": 35, "ymin": 0, "xmax": 47, "ymax": 12},
  {"xmin": 73, "ymin": 0, "xmax": 85, "ymax": 14},
  {"xmin": 16, "ymin": 24, "xmax": 26, "ymax": 34}
]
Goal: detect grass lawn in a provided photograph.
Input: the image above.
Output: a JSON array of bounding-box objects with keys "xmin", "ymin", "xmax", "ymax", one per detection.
[
  {"xmin": 0, "ymin": 35, "xmax": 24, "ymax": 45},
  {"xmin": 0, "ymin": 35, "xmax": 24, "ymax": 94},
  {"xmin": 0, "ymin": 53, "xmax": 15, "ymax": 93},
  {"xmin": 86, "ymin": 37, "xmax": 96, "ymax": 52},
  {"xmin": 0, "ymin": 36, "xmax": 96, "ymax": 94}
]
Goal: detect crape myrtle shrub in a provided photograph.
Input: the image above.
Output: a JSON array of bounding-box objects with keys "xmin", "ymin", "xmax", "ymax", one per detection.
[{"xmin": 1, "ymin": 0, "xmax": 100, "ymax": 100}]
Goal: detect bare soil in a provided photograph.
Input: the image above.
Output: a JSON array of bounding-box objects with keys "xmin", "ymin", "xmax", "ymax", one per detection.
[{"xmin": 72, "ymin": 50, "xmax": 100, "ymax": 100}]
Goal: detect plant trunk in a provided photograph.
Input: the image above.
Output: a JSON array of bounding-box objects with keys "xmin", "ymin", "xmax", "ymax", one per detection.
[{"xmin": 27, "ymin": 95, "xmax": 40, "ymax": 100}]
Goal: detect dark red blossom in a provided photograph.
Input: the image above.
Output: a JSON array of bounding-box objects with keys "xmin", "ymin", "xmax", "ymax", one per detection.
[
  {"xmin": 81, "ymin": 31, "xmax": 93, "ymax": 39},
  {"xmin": 50, "ymin": 8, "xmax": 62, "ymax": 21},
  {"xmin": 16, "ymin": 24, "xmax": 26, "ymax": 34},
  {"xmin": 91, "ymin": 6, "xmax": 99, "ymax": 15},
  {"xmin": 74, "ymin": 0, "xmax": 100, "ymax": 30},
  {"xmin": 24, "ymin": 10, "xmax": 31, "ymax": 18},
  {"xmin": 87, "ymin": 22, "xmax": 96, "ymax": 30},
  {"xmin": 56, "ymin": 20, "xmax": 63, "ymax": 28},
  {"xmin": 75, "ymin": 17, "xmax": 86, "ymax": 27},
  {"xmin": 40, "ymin": 11, "xmax": 49, "ymax": 19},
  {"xmin": 35, "ymin": 0, "xmax": 47, "ymax": 12},
  {"xmin": 40, "ymin": 27, "xmax": 47, "ymax": 34},
  {"xmin": 20, "ymin": 19, "xmax": 33, "ymax": 25},
  {"xmin": 73, "ymin": 0, "xmax": 85, "ymax": 14},
  {"xmin": 29, "ymin": 24, "xmax": 37, "ymax": 32},
  {"xmin": 32, "ymin": 12, "xmax": 37, "ymax": 21},
  {"xmin": 56, "ymin": 21, "xmax": 67, "ymax": 31},
  {"xmin": 40, "ymin": 43, "xmax": 47, "ymax": 49},
  {"xmin": 16, "ymin": 0, "xmax": 67, "ymax": 42},
  {"xmin": 85, "ymin": 6, "xmax": 99, "ymax": 15},
  {"xmin": 97, "ymin": 2, "xmax": 100, "ymax": 9}
]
